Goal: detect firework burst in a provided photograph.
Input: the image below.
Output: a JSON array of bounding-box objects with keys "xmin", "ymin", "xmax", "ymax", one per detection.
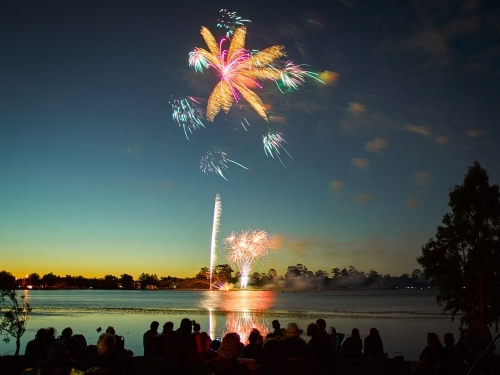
[
  {"xmin": 274, "ymin": 61, "xmax": 324, "ymax": 92},
  {"xmin": 169, "ymin": 96, "xmax": 205, "ymax": 139},
  {"xmin": 217, "ymin": 9, "xmax": 251, "ymax": 39},
  {"xmin": 200, "ymin": 149, "xmax": 248, "ymax": 180},
  {"xmin": 263, "ymin": 131, "xmax": 293, "ymax": 168},
  {"xmin": 190, "ymin": 26, "xmax": 285, "ymax": 121},
  {"xmin": 225, "ymin": 229, "xmax": 271, "ymax": 288}
]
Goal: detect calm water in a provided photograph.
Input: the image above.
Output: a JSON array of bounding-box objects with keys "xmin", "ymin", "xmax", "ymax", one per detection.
[{"xmin": 1, "ymin": 289, "xmax": 462, "ymax": 361}]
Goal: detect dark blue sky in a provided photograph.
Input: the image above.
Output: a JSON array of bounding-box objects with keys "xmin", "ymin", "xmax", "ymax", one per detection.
[{"xmin": 1, "ymin": 0, "xmax": 499, "ymax": 278}]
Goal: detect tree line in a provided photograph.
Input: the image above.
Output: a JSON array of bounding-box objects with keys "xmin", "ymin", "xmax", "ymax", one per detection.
[{"xmin": 0, "ymin": 264, "xmax": 428, "ymax": 291}]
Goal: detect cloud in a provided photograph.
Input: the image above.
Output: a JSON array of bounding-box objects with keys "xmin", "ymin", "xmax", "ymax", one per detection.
[
  {"xmin": 348, "ymin": 102, "xmax": 367, "ymax": 115},
  {"xmin": 406, "ymin": 196, "xmax": 419, "ymax": 208},
  {"xmin": 125, "ymin": 145, "xmax": 140, "ymax": 156},
  {"xmin": 365, "ymin": 138, "xmax": 388, "ymax": 153},
  {"xmin": 435, "ymin": 136, "xmax": 449, "ymax": 144},
  {"xmin": 466, "ymin": 129, "xmax": 484, "ymax": 137},
  {"xmin": 406, "ymin": 124, "xmax": 432, "ymax": 136},
  {"xmin": 329, "ymin": 181, "xmax": 344, "ymax": 191},
  {"xmin": 356, "ymin": 194, "xmax": 372, "ymax": 204},
  {"xmin": 414, "ymin": 171, "xmax": 430, "ymax": 187},
  {"xmin": 351, "ymin": 158, "xmax": 370, "ymax": 170},
  {"xmin": 157, "ymin": 181, "xmax": 175, "ymax": 190}
]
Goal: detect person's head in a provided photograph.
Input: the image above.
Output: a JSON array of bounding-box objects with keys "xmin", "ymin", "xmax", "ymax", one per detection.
[
  {"xmin": 97, "ymin": 333, "xmax": 115, "ymax": 354},
  {"xmin": 316, "ymin": 319, "xmax": 326, "ymax": 331},
  {"xmin": 210, "ymin": 339, "xmax": 221, "ymax": 352},
  {"xmin": 265, "ymin": 333, "xmax": 273, "ymax": 340},
  {"xmin": 217, "ymin": 332, "xmax": 241, "ymax": 359},
  {"xmin": 427, "ymin": 333, "xmax": 442, "ymax": 347},
  {"xmin": 283, "ymin": 323, "xmax": 303, "ymax": 338},
  {"xmin": 150, "ymin": 321, "xmax": 160, "ymax": 331},
  {"xmin": 444, "ymin": 333, "xmax": 455, "ymax": 346},
  {"xmin": 248, "ymin": 330, "xmax": 260, "ymax": 344},
  {"xmin": 163, "ymin": 322, "xmax": 174, "ymax": 332},
  {"xmin": 272, "ymin": 320, "xmax": 280, "ymax": 330},
  {"xmin": 329, "ymin": 327, "xmax": 337, "ymax": 336},
  {"xmin": 368, "ymin": 328, "xmax": 381, "ymax": 340},
  {"xmin": 260, "ymin": 339, "xmax": 288, "ymax": 367},
  {"xmin": 105, "ymin": 326, "xmax": 116, "ymax": 335},
  {"xmin": 179, "ymin": 318, "xmax": 192, "ymax": 334},
  {"xmin": 47, "ymin": 341, "xmax": 67, "ymax": 362},
  {"xmin": 46, "ymin": 327, "xmax": 57, "ymax": 339},
  {"xmin": 193, "ymin": 323, "xmax": 201, "ymax": 332},
  {"xmin": 306, "ymin": 323, "xmax": 320, "ymax": 337},
  {"xmin": 35, "ymin": 328, "xmax": 47, "ymax": 341},
  {"xmin": 61, "ymin": 327, "xmax": 73, "ymax": 339},
  {"xmin": 351, "ymin": 328, "xmax": 360, "ymax": 339}
]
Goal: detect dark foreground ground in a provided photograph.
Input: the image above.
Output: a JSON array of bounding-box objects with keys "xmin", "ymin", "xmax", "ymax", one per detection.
[{"xmin": 0, "ymin": 355, "xmax": 413, "ymax": 375}]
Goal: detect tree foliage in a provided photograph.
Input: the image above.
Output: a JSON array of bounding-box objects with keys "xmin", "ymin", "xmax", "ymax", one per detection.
[
  {"xmin": 417, "ymin": 162, "xmax": 500, "ymax": 329},
  {"xmin": 0, "ymin": 289, "xmax": 32, "ymax": 356}
]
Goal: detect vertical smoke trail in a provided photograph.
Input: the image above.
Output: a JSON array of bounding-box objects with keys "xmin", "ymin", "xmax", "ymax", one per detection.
[{"xmin": 210, "ymin": 193, "xmax": 222, "ymax": 289}]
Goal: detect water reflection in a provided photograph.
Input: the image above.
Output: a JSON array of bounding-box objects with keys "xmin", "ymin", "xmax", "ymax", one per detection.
[{"xmin": 202, "ymin": 291, "xmax": 275, "ymax": 342}]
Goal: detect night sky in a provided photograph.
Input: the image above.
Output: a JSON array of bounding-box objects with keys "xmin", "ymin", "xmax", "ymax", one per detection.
[{"xmin": 1, "ymin": 0, "xmax": 499, "ymax": 278}]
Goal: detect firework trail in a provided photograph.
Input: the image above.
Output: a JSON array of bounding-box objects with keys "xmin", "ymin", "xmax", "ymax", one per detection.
[
  {"xmin": 200, "ymin": 149, "xmax": 248, "ymax": 180},
  {"xmin": 210, "ymin": 194, "xmax": 222, "ymax": 289},
  {"xmin": 189, "ymin": 26, "xmax": 285, "ymax": 121},
  {"xmin": 169, "ymin": 96, "xmax": 205, "ymax": 139},
  {"xmin": 225, "ymin": 229, "xmax": 271, "ymax": 288},
  {"xmin": 274, "ymin": 61, "xmax": 324, "ymax": 92},
  {"xmin": 217, "ymin": 9, "xmax": 251, "ymax": 39},
  {"xmin": 263, "ymin": 131, "xmax": 294, "ymax": 168}
]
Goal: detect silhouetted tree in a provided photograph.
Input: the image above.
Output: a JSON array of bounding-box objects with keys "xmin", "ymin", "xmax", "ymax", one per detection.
[
  {"xmin": 0, "ymin": 271, "xmax": 16, "ymax": 290},
  {"xmin": 417, "ymin": 161, "xmax": 500, "ymax": 329},
  {"xmin": 0, "ymin": 290, "xmax": 32, "ymax": 356},
  {"xmin": 119, "ymin": 274, "xmax": 135, "ymax": 289}
]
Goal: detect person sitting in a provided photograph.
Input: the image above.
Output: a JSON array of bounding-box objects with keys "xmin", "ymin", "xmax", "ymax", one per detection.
[
  {"xmin": 59, "ymin": 327, "xmax": 83, "ymax": 362},
  {"xmin": 363, "ymin": 327, "xmax": 385, "ymax": 359},
  {"xmin": 24, "ymin": 328, "xmax": 48, "ymax": 368},
  {"xmin": 143, "ymin": 321, "xmax": 159, "ymax": 357},
  {"xmin": 32, "ymin": 341, "xmax": 84, "ymax": 374},
  {"xmin": 340, "ymin": 328, "xmax": 362, "ymax": 359},
  {"xmin": 253, "ymin": 338, "xmax": 308, "ymax": 375},
  {"xmin": 106, "ymin": 326, "xmax": 133, "ymax": 357},
  {"xmin": 415, "ymin": 332, "xmax": 447, "ymax": 375},
  {"xmin": 442, "ymin": 333, "xmax": 465, "ymax": 373},
  {"xmin": 153, "ymin": 321, "xmax": 174, "ymax": 357},
  {"xmin": 203, "ymin": 332, "xmax": 250, "ymax": 375},
  {"xmin": 328, "ymin": 327, "xmax": 338, "ymax": 350},
  {"xmin": 315, "ymin": 319, "xmax": 331, "ymax": 347},
  {"xmin": 84, "ymin": 333, "xmax": 138, "ymax": 371},
  {"xmin": 241, "ymin": 329, "xmax": 263, "ymax": 363},
  {"xmin": 280, "ymin": 323, "xmax": 307, "ymax": 361}
]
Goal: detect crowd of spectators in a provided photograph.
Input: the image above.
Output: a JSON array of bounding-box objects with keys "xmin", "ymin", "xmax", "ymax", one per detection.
[{"xmin": 19, "ymin": 318, "xmax": 498, "ymax": 375}]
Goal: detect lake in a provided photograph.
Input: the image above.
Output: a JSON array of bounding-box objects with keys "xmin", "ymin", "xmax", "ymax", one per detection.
[{"xmin": 0, "ymin": 289, "xmax": 461, "ymax": 360}]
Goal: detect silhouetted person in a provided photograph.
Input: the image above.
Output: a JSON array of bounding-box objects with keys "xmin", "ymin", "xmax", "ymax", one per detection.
[
  {"xmin": 315, "ymin": 319, "xmax": 331, "ymax": 347},
  {"xmin": 24, "ymin": 328, "xmax": 48, "ymax": 367},
  {"xmin": 84, "ymin": 333, "xmax": 138, "ymax": 371},
  {"xmin": 34, "ymin": 340, "xmax": 83, "ymax": 373},
  {"xmin": 416, "ymin": 332, "xmax": 447, "ymax": 375},
  {"xmin": 241, "ymin": 329, "xmax": 263, "ymax": 363},
  {"xmin": 143, "ymin": 321, "xmax": 159, "ymax": 357},
  {"xmin": 270, "ymin": 320, "xmax": 282, "ymax": 338},
  {"xmin": 340, "ymin": 328, "xmax": 362, "ymax": 359},
  {"xmin": 306, "ymin": 322, "xmax": 335, "ymax": 371},
  {"xmin": 59, "ymin": 327, "xmax": 83, "ymax": 362},
  {"xmin": 280, "ymin": 323, "xmax": 307, "ymax": 361},
  {"xmin": 363, "ymin": 327, "xmax": 385, "ymax": 358},
  {"xmin": 254, "ymin": 338, "xmax": 308, "ymax": 375},
  {"xmin": 204, "ymin": 332, "xmax": 250, "ymax": 374},
  {"xmin": 106, "ymin": 325, "xmax": 133, "ymax": 356}
]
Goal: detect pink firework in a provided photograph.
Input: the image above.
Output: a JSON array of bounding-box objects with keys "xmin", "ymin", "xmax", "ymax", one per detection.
[{"xmin": 225, "ymin": 229, "xmax": 271, "ymax": 288}]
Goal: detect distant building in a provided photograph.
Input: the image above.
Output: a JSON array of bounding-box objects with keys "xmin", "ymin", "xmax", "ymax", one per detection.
[
  {"xmin": 133, "ymin": 282, "xmax": 141, "ymax": 289},
  {"xmin": 145, "ymin": 285, "xmax": 158, "ymax": 290},
  {"xmin": 168, "ymin": 283, "xmax": 176, "ymax": 289}
]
